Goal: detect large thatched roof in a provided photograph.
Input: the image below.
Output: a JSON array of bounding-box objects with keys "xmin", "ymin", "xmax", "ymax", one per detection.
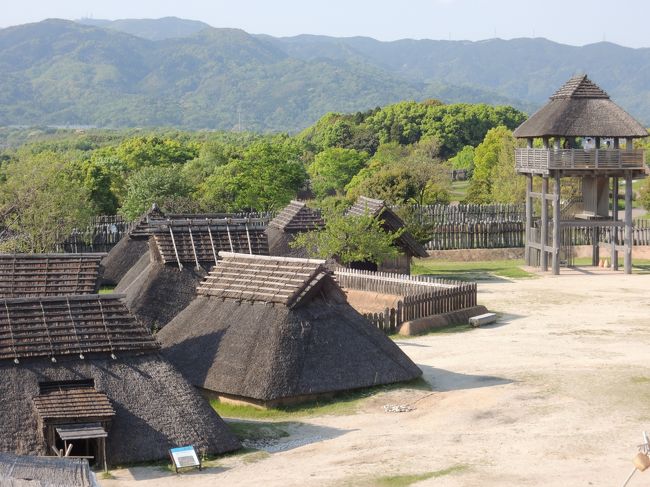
[
  {"xmin": 0, "ymin": 295, "xmax": 240, "ymax": 465},
  {"xmin": 115, "ymin": 249, "xmax": 207, "ymax": 331},
  {"xmin": 158, "ymin": 253, "xmax": 421, "ymax": 405},
  {"xmin": 0, "ymin": 453, "xmax": 97, "ymax": 487},
  {"xmin": 1, "ymin": 254, "xmax": 104, "ymax": 299},
  {"xmin": 513, "ymin": 74, "xmax": 648, "ymax": 138},
  {"xmin": 152, "ymin": 219, "xmax": 269, "ymax": 267},
  {"xmin": 347, "ymin": 196, "xmax": 428, "ymax": 258}
]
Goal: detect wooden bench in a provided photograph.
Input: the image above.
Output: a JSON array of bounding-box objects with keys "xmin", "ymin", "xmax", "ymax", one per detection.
[{"xmin": 469, "ymin": 312, "xmax": 497, "ymax": 327}]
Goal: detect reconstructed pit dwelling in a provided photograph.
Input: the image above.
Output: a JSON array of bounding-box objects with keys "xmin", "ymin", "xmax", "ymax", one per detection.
[
  {"xmin": 0, "ymin": 294, "xmax": 240, "ymax": 468},
  {"xmin": 266, "ymin": 200, "xmax": 325, "ymax": 258},
  {"xmin": 115, "ymin": 216, "xmax": 269, "ymax": 330},
  {"xmin": 514, "ymin": 74, "xmax": 648, "ymax": 274},
  {"xmin": 157, "ymin": 252, "xmax": 422, "ymax": 408}
]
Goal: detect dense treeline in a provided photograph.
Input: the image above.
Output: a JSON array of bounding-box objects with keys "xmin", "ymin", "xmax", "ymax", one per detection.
[{"xmin": 0, "ymin": 100, "xmax": 527, "ymax": 252}]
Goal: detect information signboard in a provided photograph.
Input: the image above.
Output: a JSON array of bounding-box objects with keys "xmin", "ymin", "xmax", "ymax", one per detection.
[{"xmin": 169, "ymin": 445, "xmax": 201, "ymax": 473}]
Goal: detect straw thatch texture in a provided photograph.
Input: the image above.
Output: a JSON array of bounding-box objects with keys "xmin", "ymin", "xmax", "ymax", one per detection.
[
  {"xmin": 347, "ymin": 196, "xmax": 428, "ymax": 259},
  {"xmin": 0, "ymin": 295, "xmax": 159, "ymax": 362},
  {"xmin": 513, "ymin": 75, "xmax": 648, "ymax": 138},
  {"xmin": 0, "ymin": 254, "xmax": 104, "ymax": 298},
  {"xmin": 158, "ymin": 253, "xmax": 421, "ymax": 405},
  {"xmin": 267, "ymin": 201, "xmax": 324, "ymax": 258},
  {"xmin": 114, "ymin": 242, "xmax": 208, "ymax": 331},
  {"xmin": 0, "ymin": 453, "xmax": 96, "ymax": 487},
  {"xmin": 99, "ymin": 237, "xmax": 150, "ymax": 287},
  {"xmin": 0, "ymin": 353, "xmax": 240, "ymax": 465}
]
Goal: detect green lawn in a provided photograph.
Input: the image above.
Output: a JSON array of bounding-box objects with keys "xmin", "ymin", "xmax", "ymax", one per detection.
[
  {"xmin": 572, "ymin": 257, "xmax": 650, "ymax": 273},
  {"xmin": 98, "ymin": 286, "xmax": 115, "ymax": 294},
  {"xmin": 211, "ymin": 377, "xmax": 431, "ymax": 421},
  {"xmin": 449, "ymin": 180, "xmax": 470, "ymax": 203},
  {"xmin": 412, "ymin": 258, "xmax": 534, "ymax": 281}
]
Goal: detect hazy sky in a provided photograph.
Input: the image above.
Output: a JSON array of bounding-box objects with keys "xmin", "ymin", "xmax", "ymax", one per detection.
[{"xmin": 3, "ymin": 0, "xmax": 650, "ymax": 48}]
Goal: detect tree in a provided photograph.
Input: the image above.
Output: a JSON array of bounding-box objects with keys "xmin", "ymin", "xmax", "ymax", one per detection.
[
  {"xmin": 308, "ymin": 148, "xmax": 368, "ymax": 199},
  {"xmin": 449, "ymin": 145, "xmax": 475, "ymax": 171},
  {"xmin": 119, "ymin": 165, "xmax": 192, "ymax": 220},
  {"xmin": 291, "ymin": 210, "xmax": 402, "ymax": 266},
  {"xmin": 115, "ymin": 136, "xmax": 199, "ymax": 170},
  {"xmin": 0, "ymin": 151, "xmax": 94, "ymax": 252},
  {"xmin": 466, "ymin": 126, "xmax": 521, "ymax": 203},
  {"xmin": 198, "ymin": 139, "xmax": 307, "ymax": 211},
  {"xmin": 639, "ymin": 178, "xmax": 650, "ymax": 211}
]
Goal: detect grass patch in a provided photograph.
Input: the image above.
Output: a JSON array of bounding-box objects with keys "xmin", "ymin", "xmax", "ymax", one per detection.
[
  {"xmin": 631, "ymin": 376, "xmax": 650, "ymax": 384},
  {"xmin": 99, "ymin": 286, "xmax": 115, "ymax": 294},
  {"xmin": 360, "ymin": 465, "xmax": 469, "ymax": 486},
  {"xmin": 450, "ymin": 180, "xmax": 470, "ymax": 202},
  {"xmin": 99, "ymin": 471, "xmax": 115, "ymax": 480},
  {"xmin": 412, "ymin": 259, "xmax": 533, "ymax": 281},
  {"xmin": 241, "ymin": 450, "xmax": 271, "ymax": 464},
  {"xmin": 211, "ymin": 378, "xmax": 431, "ymax": 420}
]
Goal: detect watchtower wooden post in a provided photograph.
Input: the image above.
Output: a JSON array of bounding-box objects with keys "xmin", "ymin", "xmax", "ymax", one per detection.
[{"xmin": 513, "ymin": 74, "xmax": 647, "ymax": 275}]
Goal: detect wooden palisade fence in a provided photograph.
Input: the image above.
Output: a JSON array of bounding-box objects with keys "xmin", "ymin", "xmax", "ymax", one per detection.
[{"xmin": 335, "ymin": 268, "xmax": 477, "ymax": 334}]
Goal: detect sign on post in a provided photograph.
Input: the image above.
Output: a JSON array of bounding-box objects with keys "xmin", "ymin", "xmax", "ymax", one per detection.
[{"xmin": 169, "ymin": 445, "xmax": 201, "ymax": 473}]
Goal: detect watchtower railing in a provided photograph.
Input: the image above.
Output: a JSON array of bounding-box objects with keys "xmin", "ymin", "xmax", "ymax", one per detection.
[{"xmin": 515, "ymin": 148, "xmax": 645, "ymax": 173}]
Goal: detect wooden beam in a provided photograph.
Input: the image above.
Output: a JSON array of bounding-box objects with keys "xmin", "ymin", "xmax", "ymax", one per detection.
[
  {"xmin": 552, "ymin": 177, "xmax": 561, "ymax": 275},
  {"xmin": 525, "ymin": 175, "xmax": 532, "ymax": 265},
  {"xmin": 541, "ymin": 177, "xmax": 548, "ymax": 271},
  {"xmin": 612, "ymin": 176, "xmax": 619, "ymax": 271},
  {"xmin": 625, "ymin": 174, "xmax": 633, "ymax": 274}
]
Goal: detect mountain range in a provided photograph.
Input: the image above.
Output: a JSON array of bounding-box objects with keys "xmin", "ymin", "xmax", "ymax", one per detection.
[{"xmin": 1, "ymin": 17, "xmax": 649, "ymax": 132}]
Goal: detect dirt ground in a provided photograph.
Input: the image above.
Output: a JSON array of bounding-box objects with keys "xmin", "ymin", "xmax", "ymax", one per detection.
[{"xmin": 100, "ymin": 268, "xmax": 650, "ymax": 487}]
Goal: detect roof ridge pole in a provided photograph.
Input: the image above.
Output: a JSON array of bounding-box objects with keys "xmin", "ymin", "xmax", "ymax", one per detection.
[
  {"xmin": 245, "ymin": 222, "xmax": 253, "ymax": 255},
  {"xmin": 168, "ymin": 226, "xmax": 183, "ymax": 270},
  {"xmin": 4, "ymin": 301, "xmax": 19, "ymax": 363},
  {"xmin": 39, "ymin": 301, "xmax": 57, "ymax": 362},
  {"xmin": 66, "ymin": 298, "xmax": 85, "ymax": 359},
  {"xmin": 225, "ymin": 222, "xmax": 234, "ymax": 252},
  {"xmin": 206, "ymin": 223, "xmax": 218, "ymax": 266},
  {"xmin": 97, "ymin": 298, "xmax": 116, "ymax": 359},
  {"xmin": 187, "ymin": 224, "xmax": 201, "ymax": 271}
]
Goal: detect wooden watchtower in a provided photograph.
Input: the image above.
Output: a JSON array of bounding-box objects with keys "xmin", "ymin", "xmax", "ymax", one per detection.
[{"xmin": 513, "ymin": 75, "xmax": 648, "ymax": 274}]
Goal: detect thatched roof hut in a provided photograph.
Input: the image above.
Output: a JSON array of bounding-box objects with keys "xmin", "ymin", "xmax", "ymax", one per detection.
[
  {"xmin": 266, "ymin": 200, "xmax": 324, "ymax": 258},
  {"xmin": 0, "ymin": 453, "xmax": 98, "ymax": 487},
  {"xmin": 346, "ymin": 196, "xmax": 428, "ymax": 274},
  {"xmin": 0, "ymin": 294, "xmax": 240, "ymax": 467},
  {"xmin": 99, "ymin": 205, "xmax": 166, "ymax": 286},
  {"xmin": 513, "ymin": 74, "xmax": 648, "ymax": 138},
  {"xmin": 115, "ymin": 218, "xmax": 269, "ymax": 331},
  {"xmin": 157, "ymin": 252, "xmax": 422, "ymax": 407},
  {"xmin": 0, "ymin": 254, "xmax": 104, "ymax": 298}
]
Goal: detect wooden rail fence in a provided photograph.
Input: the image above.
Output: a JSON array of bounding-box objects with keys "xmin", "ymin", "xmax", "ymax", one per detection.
[{"xmin": 335, "ymin": 268, "xmax": 477, "ymax": 334}]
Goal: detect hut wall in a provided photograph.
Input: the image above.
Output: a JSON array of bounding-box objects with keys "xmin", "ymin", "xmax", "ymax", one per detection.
[
  {"xmin": 0, "ymin": 353, "xmax": 239, "ymax": 465},
  {"xmin": 377, "ymin": 253, "xmax": 411, "ymax": 275}
]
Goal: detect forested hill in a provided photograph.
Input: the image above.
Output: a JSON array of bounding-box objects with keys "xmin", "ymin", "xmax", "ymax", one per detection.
[{"xmin": 1, "ymin": 18, "xmax": 650, "ymax": 131}]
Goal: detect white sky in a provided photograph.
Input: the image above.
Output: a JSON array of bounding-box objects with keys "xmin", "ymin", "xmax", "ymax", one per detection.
[{"xmin": 2, "ymin": 0, "xmax": 650, "ymax": 48}]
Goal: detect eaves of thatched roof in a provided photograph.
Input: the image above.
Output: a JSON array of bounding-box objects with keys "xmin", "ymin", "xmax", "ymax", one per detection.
[
  {"xmin": 513, "ymin": 74, "xmax": 648, "ymax": 138},
  {"xmin": 0, "ymin": 254, "xmax": 104, "ymax": 299}
]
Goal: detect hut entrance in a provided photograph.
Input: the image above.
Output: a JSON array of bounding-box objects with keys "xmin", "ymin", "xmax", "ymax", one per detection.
[
  {"xmin": 53, "ymin": 423, "xmax": 107, "ymax": 468},
  {"xmin": 33, "ymin": 379, "xmax": 115, "ymax": 471},
  {"xmin": 348, "ymin": 260, "xmax": 378, "ymax": 272}
]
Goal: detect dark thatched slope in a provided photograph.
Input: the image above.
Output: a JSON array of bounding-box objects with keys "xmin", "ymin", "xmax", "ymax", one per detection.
[
  {"xmin": 347, "ymin": 196, "xmax": 428, "ymax": 258},
  {"xmin": 158, "ymin": 253, "xmax": 422, "ymax": 404},
  {"xmin": 0, "ymin": 295, "xmax": 240, "ymax": 466},
  {"xmin": 0, "ymin": 453, "xmax": 96, "ymax": 487},
  {"xmin": 513, "ymin": 74, "xmax": 648, "ymax": 138},
  {"xmin": 267, "ymin": 201, "xmax": 324, "ymax": 258},
  {"xmin": 0, "ymin": 254, "xmax": 104, "ymax": 298}
]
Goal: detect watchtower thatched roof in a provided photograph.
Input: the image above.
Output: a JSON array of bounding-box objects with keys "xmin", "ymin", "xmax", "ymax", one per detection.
[
  {"xmin": 347, "ymin": 196, "xmax": 428, "ymax": 258},
  {"xmin": 158, "ymin": 252, "xmax": 421, "ymax": 406},
  {"xmin": 513, "ymin": 74, "xmax": 648, "ymax": 138},
  {"xmin": 0, "ymin": 453, "xmax": 97, "ymax": 487},
  {"xmin": 0, "ymin": 254, "xmax": 104, "ymax": 299},
  {"xmin": 0, "ymin": 295, "xmax": 240, "ymax": 466}
]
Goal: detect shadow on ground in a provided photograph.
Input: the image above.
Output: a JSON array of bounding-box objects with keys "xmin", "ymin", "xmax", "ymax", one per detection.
[{"xmin": 417, "ymin": 365, "xmax": 513, "ymax": 393}]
